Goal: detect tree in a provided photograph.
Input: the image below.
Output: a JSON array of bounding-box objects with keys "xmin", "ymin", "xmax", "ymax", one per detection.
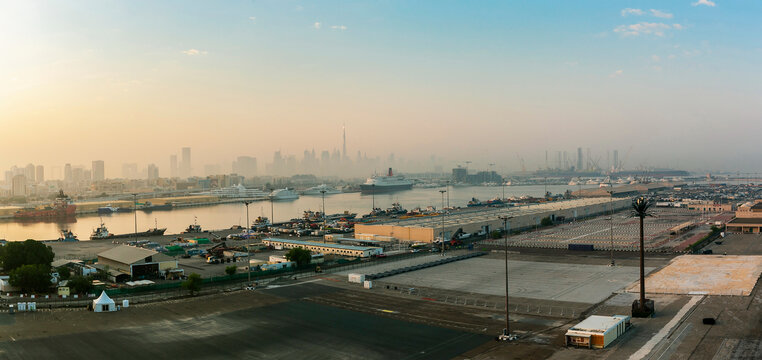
[
  {"xmin": 284, "ymin": 247, "xmax": 312, "ymax": 267},
  {"xmin": 0, "ymin": 240, "xmax": 54, "ymax": 272},
  {"xmin": 631, "ymin": 196, "xmax": 655, "ymax": 317},
  {"xmin": 68, "ymin": 275, "xmax": 92, "ymax": 295},
  {"xmin": 182, "ymin": 273, "xmax": 202, "ymax": 296},
  {"xmin": 540, "ymin": 217, "xmax": 553, "ymax": 227},
  {"xmin": 9, "ymin": 264, "xmax": 51, "ymax": 293},
  {"xmin": 225, "ymin": 265, "xmax": 237, "ymax": 276},
  {"xmin": 56, "ymin": 266, "xmax": 72, "ymax": 281}
]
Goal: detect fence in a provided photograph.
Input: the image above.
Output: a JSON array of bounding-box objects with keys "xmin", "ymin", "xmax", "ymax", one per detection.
[{"xmin": 372, "ymin": 280, "xmax": 583, "ymax": 319}]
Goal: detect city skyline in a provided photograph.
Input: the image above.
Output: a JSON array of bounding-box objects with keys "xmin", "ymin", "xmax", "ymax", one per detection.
[{"xmin": 1, "ymin": 1, "xmax": 761, "ymax": 173}]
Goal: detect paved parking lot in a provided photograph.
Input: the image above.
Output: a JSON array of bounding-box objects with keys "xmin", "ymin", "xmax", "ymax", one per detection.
[
  {"xmin": 482, "ymin": 208, "xmax": 720, "ymax": 250},
  {"xmin": 380, "ymin": 257, "xmax": 655, "ymax": 304}
]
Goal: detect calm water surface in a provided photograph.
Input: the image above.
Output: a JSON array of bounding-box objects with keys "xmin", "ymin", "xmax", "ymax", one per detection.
[{"xmin": 2, "ymin": 184, "xmax": 599, "ymax": 241}]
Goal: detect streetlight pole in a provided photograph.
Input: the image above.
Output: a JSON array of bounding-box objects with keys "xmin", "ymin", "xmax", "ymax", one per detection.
[
  {"xmin": 446, "ymin": 180, "xmax": 450, "ymax": 209},
  {"xmin": 439, "ymin": 189, "xmax": 446, "ymax": 256},
  {"xmin": 371, "ymin": 184, "xmax": 376, "ymax": 212},
  {"xmin": 269, "ymin": 191, "xmax": 274, "ymax": 232},
  {"xmin": 244, "ymin": 201, "xmax": 251, "ymax": 283},
  {"xmin": 498, "ymin": 215, "xmax": 513, "ymax": 340},
  {"xmin": 132, "ymin": 194, "xmax": 137, "ymax": 240},
  {"xmin": 320, "ymin": 189, "xmax": 326, "ymax": 243},
  {"xmin": 607, "ymin": 187, "xmax": 615, "ymax": 266}
]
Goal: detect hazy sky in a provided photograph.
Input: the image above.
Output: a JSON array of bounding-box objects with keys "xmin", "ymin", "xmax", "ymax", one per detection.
[{"xmin": 1, "ymin": 0, "xmax": 761, "ymax": 175}]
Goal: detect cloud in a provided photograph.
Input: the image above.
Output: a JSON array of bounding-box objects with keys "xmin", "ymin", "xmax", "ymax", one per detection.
[
  {"xmin": 295, "ymin": 5, "xmax": 304, "ymax": 11},
  {"xmin": 651, "ymin": 55, "xmax": 661, "ymax": 62},
  {"xmin": 613, "ymin": 22, "xmax": 683, "ymax": 37},
  {"xmin": 248, "ymin": 16, "xmax": 256, "ymax": 22},
  {"xmin": 621, "ymin": 8, "xmax": 645, "ymax": 16},
  {"xmin": 313, "ymin": 22, "xmax": 321, "ymax": 29},
  {"xmin": 330, "ymin": 25, "xmax": 347, "ymax": 31},
  {"xmin": 182, "ymin": 49, "xmax": 207, "ymax": 56},
  {"xmin": 692, "ymin": 0, "xmax": 716, "ymax": 7},
  {"xmin": 650, "ymin": 9, "xmax": 673, "ymax": 18},
  {"xmin": 609, "ymin": 70, "xmax": 624, "ymax": 78}
]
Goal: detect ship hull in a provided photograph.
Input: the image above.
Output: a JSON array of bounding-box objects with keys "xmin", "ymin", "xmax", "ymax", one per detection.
[
  {"xmin": 14, "ymin": 205, "xmax": 77, "ymax": 220},
  {"xmin": 360, "ymin": 183, "xmax": 413, "ymax": 193},
  {"xmin": 90, "ymin": 228, "xmax": 167, "ymax": 240}
]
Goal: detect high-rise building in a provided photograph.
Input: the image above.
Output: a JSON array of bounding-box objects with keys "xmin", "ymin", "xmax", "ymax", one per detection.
[
  {"xmin": 180, "ymin": 147, "xmax": 191, "ymax": 178},
  {"xmin": 232, "ymin": 156, "xmax": 257, "ymax": 177},
  {"xmin": 613, "ymin": 150, "xmax": 619, "ymax": 171},
  {"xmin": 170, "ymin": 155, "xmax": 178, "ymax": 178},
  {"xmin": 35, "ymin": 165, "xmax": 44, "ymax": 183},
  {"xmin": 122, "ymin": 163, "xmax": 138, "ymax": 179},
  {"xmin": 92, "ymin": 160, "xmax": 105, "ymax": 181},
  {"xmin": 64, "ymin": 163, "xmax": 73, "ymax": 183},
  {"xmin": 577, "ymin": 148, "xmax": 583, "ymax": 171},
  {"xmin": 24, "ymin": 164, "xmax": 35, "ymax": 183},
  {"xmin": 342, "ymin": 125, "xmax": 347, "ymax": 160},
  {"xmin": 147, "ymin": 164, "xmax": 159, "ymax": 180},
  {"xmin": 12, "ymin": 175, "xmax": 27, "ymax": 197}
]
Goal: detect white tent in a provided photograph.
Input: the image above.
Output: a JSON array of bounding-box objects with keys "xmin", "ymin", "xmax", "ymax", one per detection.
[{"xmin": 93, "ymin": 291, "xmax": 116, "ymax": 313}]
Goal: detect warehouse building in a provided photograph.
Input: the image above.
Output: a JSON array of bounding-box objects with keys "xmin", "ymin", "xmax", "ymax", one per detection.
[
  {"xmin": 355, "ymin": 197, "xmax": 631, "ymax": 243},
  {"xmin": 565, "ymin": 315, "xmax": 631, "ymax": 349},
  {"xmin": 263, "ymin": 238, "xmax": 383, "ymax": 258},
  {"xmin": 97, "ymin": 245, "xmax": 178, "ymax": 281},
  {"xmin": 726, "ymin": 200, "xmax": 762, "ymax": 233}
]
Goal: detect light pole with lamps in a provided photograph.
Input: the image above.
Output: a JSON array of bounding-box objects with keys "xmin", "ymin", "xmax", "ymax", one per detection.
[
  {"xmin": 607, "ymin": 187, "xmax": 615, "ymax": 266},
  {"xmin": 371, "ymin": 184, "xmax": 376, "ymax": 212},
  {"xmin": 244, "ymin": 200, "xmax": 252, "ymax": 282},
  {"xmin": 497, "ymin": 215, "xmax": 515, "ymax": 341},
  {"xmin": 132, "ymin": 194, "xmax": 138, "ymax": 240},
  {"xmin": 320, "ymin": 189, "xmax": 327, "ymax": 243},
  {"xmin": 439, "ymin": 189, "xmax": 446, "ymax": 256}
]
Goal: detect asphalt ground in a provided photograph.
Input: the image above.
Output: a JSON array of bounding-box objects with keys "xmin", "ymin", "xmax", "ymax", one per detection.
[{"xmin": 0, "ymin": 282, "xmax": 491, "ymax": 360}]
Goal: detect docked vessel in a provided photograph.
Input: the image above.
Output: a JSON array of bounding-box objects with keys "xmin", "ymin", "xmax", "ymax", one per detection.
[
  {"xmin": 14, "ymin": 190, "xmax": 76, "ymax": 220},
  {"xmin": 205, "ymin": 184, "xmax": 269, "ymax": 199},
  {"xmin": 270, "ymin": 188, "xmax": 299, "ymax": 200},
  {"xmin": 183, "ymin": 217, "xmax": 203, "ymax": 233},
  {"xmin": 90, "ymin": 222, "xmax": 167, "ymax": 240},
  {"xmin": 57, "ymin": 229, "xmax": 79, "ymax": 242},
  {"xmin": 300, "ymin": 184, "xmax": 342, "ymax": 195},
  {"xmin": 360, "ymin": 168, "xmax": 413, "ymax": 193},
  {"xmin": 97, "ymin": 205, "xmax": 120, "ymax": 214},
  {"xmin": 138, "ymin": 201, "xmax": 173, "ymax": 211}
]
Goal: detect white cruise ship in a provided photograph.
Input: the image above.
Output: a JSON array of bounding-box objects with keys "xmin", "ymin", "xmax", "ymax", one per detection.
[
  {"xmin": 301, "ymin": 184, "xmax": 342, "ymax": 196},
  {"xmin": 360, "ymin": 168, "xmax": 413, "ymax": 193},
  {"xmin": 270, "ymin": 188, "xmax": 299, "ymax": 200},
  {"xmin": 207, "ymin": 184, "xmax": 269, "ymax": 199}
]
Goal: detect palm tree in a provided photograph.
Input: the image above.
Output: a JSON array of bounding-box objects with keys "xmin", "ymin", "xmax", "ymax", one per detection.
[{"xmin": 631, "ymin": 196, "xmax": 654, "ymax": 315}]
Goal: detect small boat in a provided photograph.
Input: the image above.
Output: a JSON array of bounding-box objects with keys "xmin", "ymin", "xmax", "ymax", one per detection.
[
  {"xmin": 183, "ymin": 217, "xmax": 203, "ymax": 233},
  {"xmin": 270, "ymin": 188, "xmax": 299, "ymax": 200},
  {"xmin": 57, "ymin": 229, "xmax": 79, "ymax": 242},
  {"xmin": 98, "ymin": 205, "xmax": 119, "ymax": 214},
  {"xmin": 300, "ymin": 184, "xmax": 341, "ymax": 195}
]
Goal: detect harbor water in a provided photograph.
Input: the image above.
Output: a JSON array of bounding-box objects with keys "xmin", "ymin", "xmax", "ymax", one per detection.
[{"xmin": 0, "ymin": 184, "xmax": 599, "ymax": 241}]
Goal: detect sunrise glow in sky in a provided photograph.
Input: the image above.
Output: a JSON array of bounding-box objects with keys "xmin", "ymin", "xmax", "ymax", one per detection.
[{"xmin": 1, "ymin": 1, "xmax": 760, "ymax": 173}]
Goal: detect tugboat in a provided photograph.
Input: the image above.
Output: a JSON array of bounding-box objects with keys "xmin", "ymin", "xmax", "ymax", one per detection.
[
  {"xmin": 183, "ymin": 217, "xmax": 203, "ymax": 233},
  {"xmin": 57, "ymin": 229, "xmax": 79, "ymax": 242},
  {"xmin": 14, "ymin": 190, "xmax": 76, "ymax": 220}
]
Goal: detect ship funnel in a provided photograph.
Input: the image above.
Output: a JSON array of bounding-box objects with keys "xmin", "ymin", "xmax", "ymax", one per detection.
[{"xmin": 388, "ymin": 168, "xmax": 393, "ymax": 176}]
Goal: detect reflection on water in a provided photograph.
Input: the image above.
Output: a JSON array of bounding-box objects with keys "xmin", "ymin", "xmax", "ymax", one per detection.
[{"xmin": 0, "ymin": 184, "xmax": 595, "ymax": 241}]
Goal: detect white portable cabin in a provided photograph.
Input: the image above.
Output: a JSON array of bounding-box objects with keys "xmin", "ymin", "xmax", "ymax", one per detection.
[
  {"xmin": 565, "ymin": 315, "xmax": 630, "ymax": 349},
  {"xmin": 93, "ymin": 291, "xmax": 117, "ymax": 313}
]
